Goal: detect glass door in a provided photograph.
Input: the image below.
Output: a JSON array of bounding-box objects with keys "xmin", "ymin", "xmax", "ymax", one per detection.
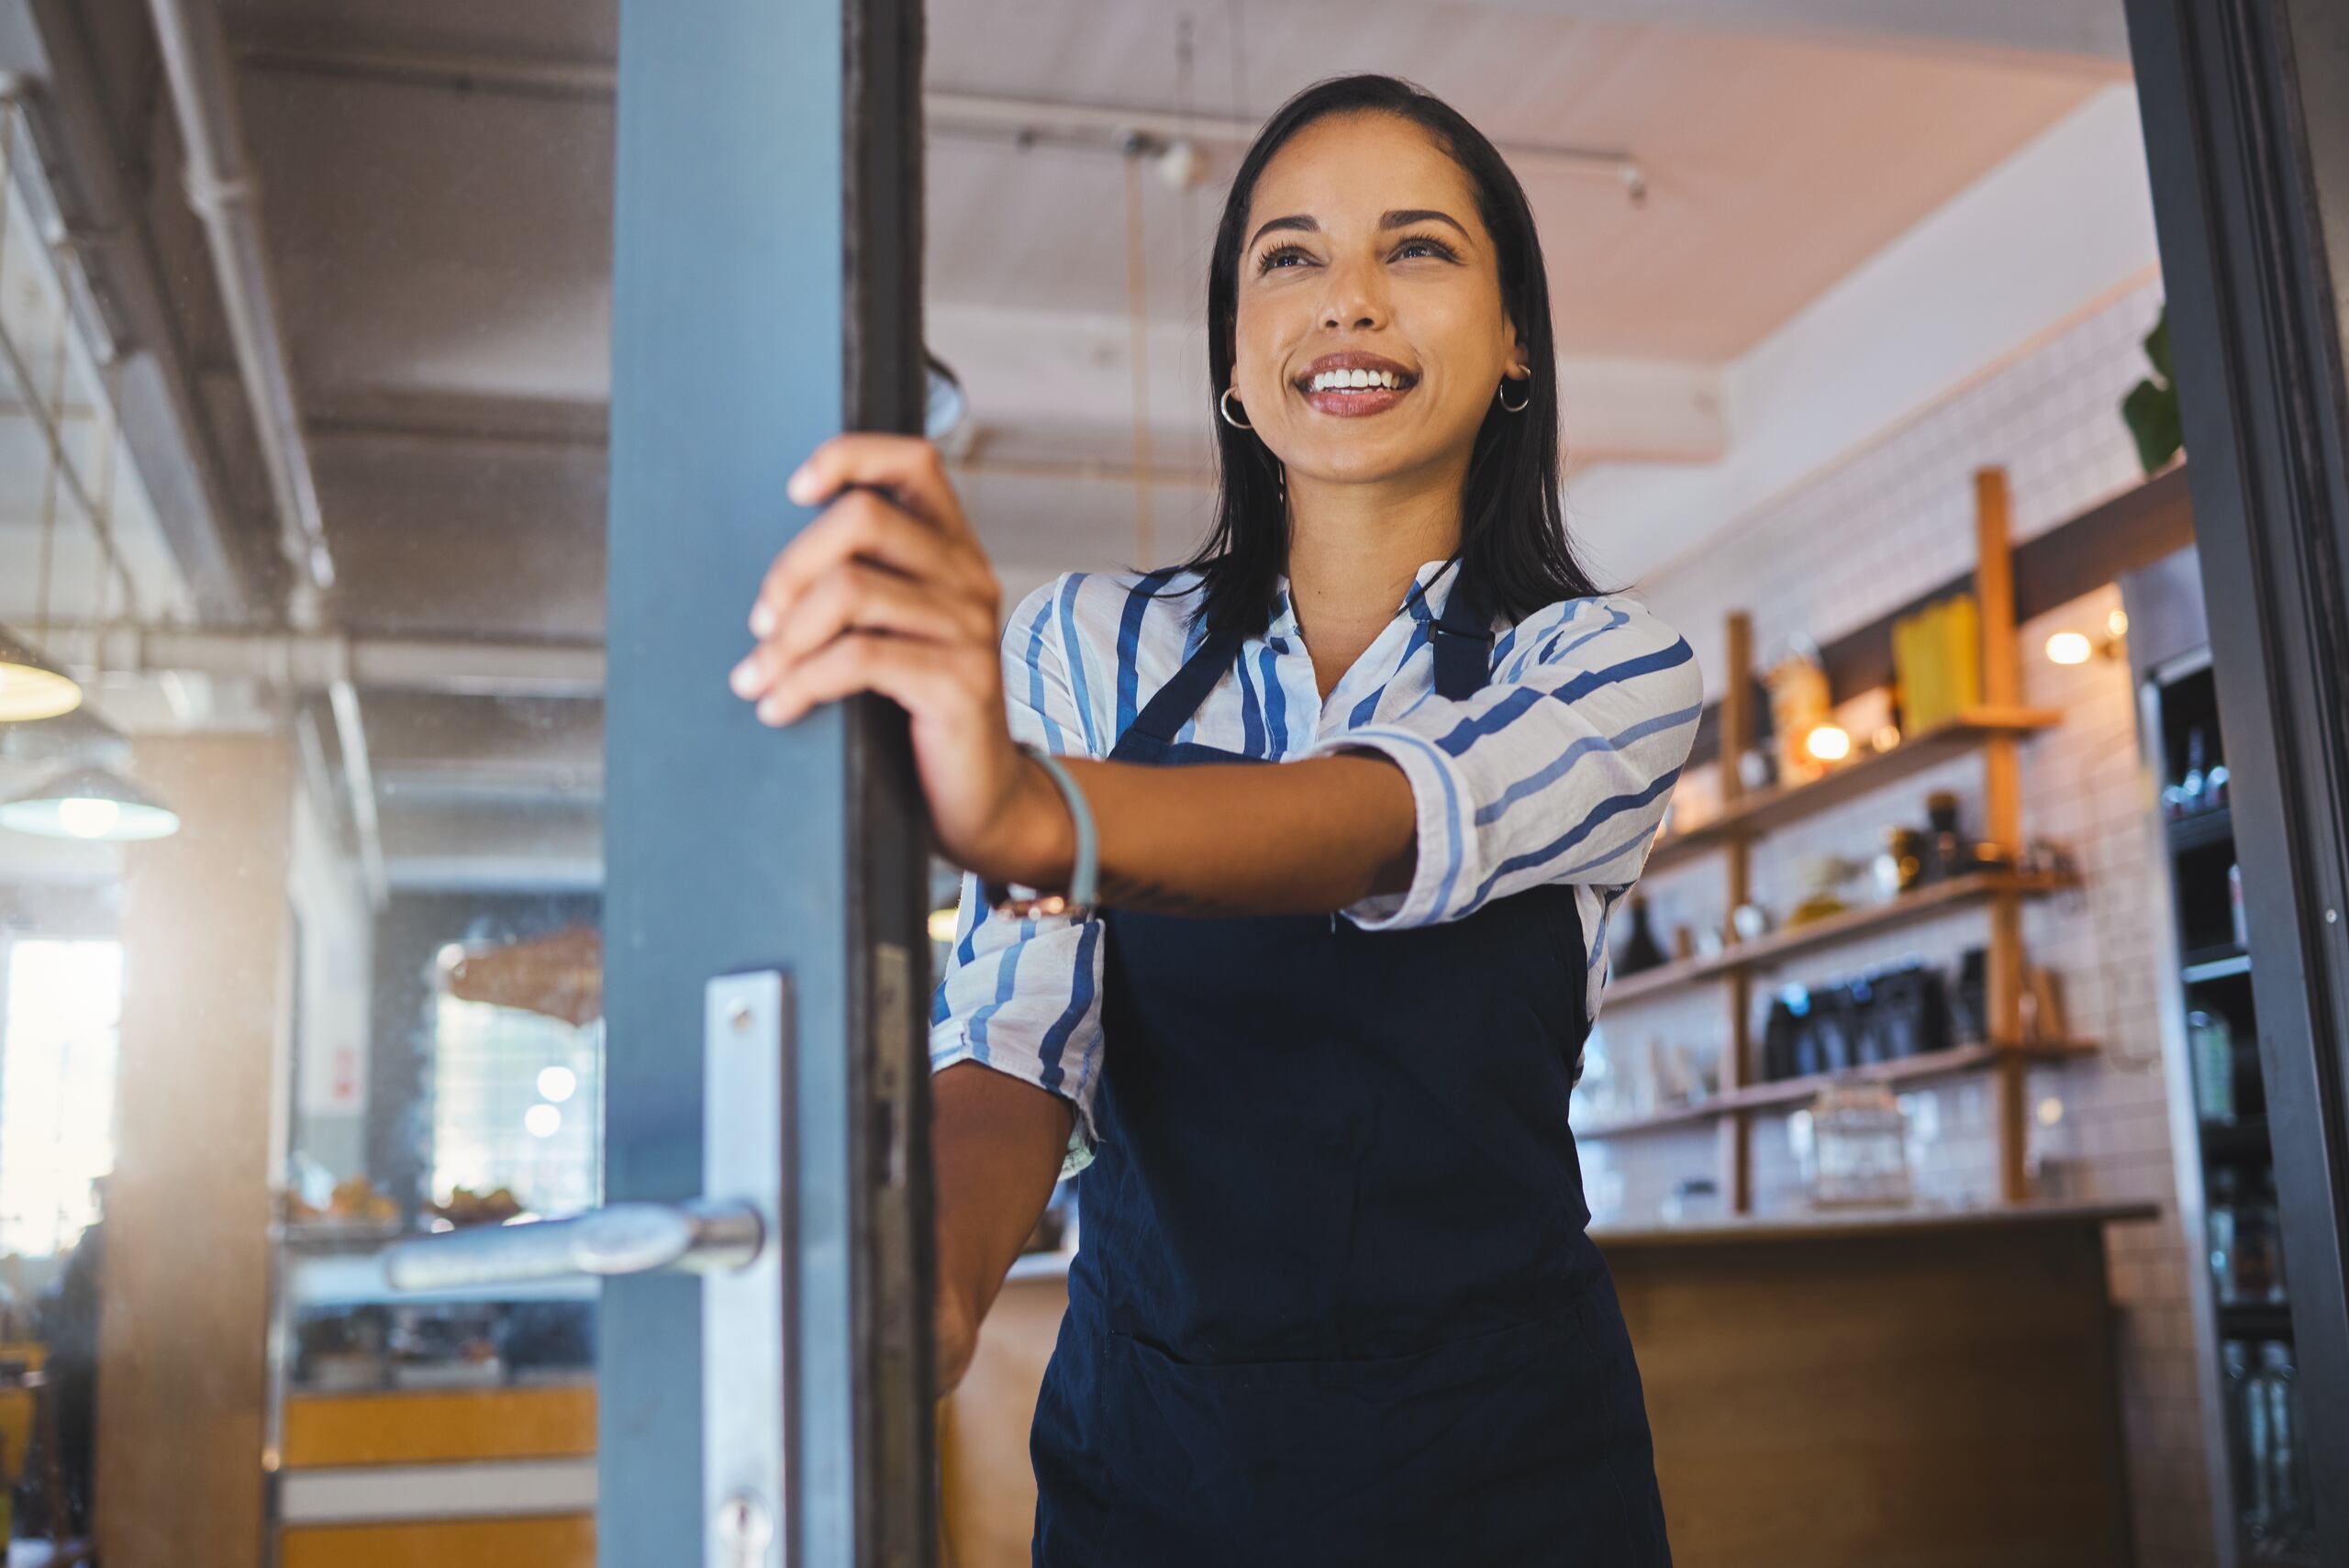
[{"xmin": 0, "ymin": 1, "xmax": 930, "ymax": 1564}]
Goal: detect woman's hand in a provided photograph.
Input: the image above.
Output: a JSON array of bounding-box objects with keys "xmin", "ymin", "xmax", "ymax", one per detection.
[{"xmin": 729, "ymin": 433, "xmax": 1064, "ymax": 884}]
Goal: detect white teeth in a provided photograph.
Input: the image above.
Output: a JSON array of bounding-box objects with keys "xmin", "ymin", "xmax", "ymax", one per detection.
[{"xmin": 1310, "ymin": 368, "xmax": 1402, "ymax": 392}]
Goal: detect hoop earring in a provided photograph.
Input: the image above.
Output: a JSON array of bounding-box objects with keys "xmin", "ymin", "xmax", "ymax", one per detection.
[
  {"xmin": 1219, "ymin": 387, "xmax": 1252, "ymax": 429},
  {"xmin": 1496, "ymin": 379, "xmax": 1531, "ymax": 414}
]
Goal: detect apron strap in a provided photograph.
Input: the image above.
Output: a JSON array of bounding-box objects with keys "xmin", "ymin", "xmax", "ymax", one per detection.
[
  {"xmin": 1119, "ymin": 617, "xmax": 1247, "ymax": 751},
  {"xmin": 1429, "ymin": 562, "xmax": 1495, "ymax": 700},
  {"xmin": 1119, "ymin": 562, "xmax": 1495, "ymax": 753}
]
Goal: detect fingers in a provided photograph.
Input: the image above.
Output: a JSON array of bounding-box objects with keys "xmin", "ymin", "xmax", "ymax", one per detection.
[
  {"xmin": 745, "ymin": 628, "xmax": 974, "ymax": 728},
  {"xmin": 787, "ymin": 433, "xmax": 969, "ymax": 539},
  {"xmin": 751, "ymin": 486, "xmax": 993, "ymax": 640},
  {"xmin": 731, "ymin": 559, "xmax": 990, "ymax": 703}
]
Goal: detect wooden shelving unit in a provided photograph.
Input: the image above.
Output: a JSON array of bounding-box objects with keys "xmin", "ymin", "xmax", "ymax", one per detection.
[
  {"xmin": 1604, "ymin": 868, "xmax": 2077, "ymax": 1005},
  {"xmin": 1588, "ymin": 469, "xmax": 2086, "ymax": 1210},
  {"xmin": 1642, "ymin": 707, "xmax": 2062, "ymax": 875},
  {"xmin": 1580, "ymin": 1038, "xmax": 2097, "ymax": 1140}
]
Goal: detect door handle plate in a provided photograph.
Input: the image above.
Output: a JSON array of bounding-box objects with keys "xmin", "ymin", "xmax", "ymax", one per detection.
[{"xmin": 704, "ymin": 968, "xmax": 792, "ymax": 1566}]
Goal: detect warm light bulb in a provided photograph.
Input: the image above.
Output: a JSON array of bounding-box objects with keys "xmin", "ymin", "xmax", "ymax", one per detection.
[
  {"xmin": 2045, "ymin": 631, "xmax": 2092, "ymax": 665},
  {"xmin": 537, "ymin": 1065, "xmax": 578, "ymax": 1104},
  {"xmin": 56, "ymin": 797, "xmax": 121, "ymax": 839},
  {"xmin": 2105, "ymin": 606, "xmax": 2129, "ymax": 639},
  {"xmin": 0, "ymin": 658, "xmax": 83, "ymax": 722},
  {"xmin": 525, "ymin": 1103, "xmax": 562, "ymax": 1138},
  {"xmin": 1803, "ymin": 724, "xmax": 1852, "ymax": 762},
  {"xmin": 927, "ymin": 906, "xmax": 960, "ymax": 943}
]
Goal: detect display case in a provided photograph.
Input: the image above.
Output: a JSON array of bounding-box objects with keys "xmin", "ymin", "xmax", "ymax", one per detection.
[
  {"xmin": 262, "ymin": 1220, "xmax": 600, "ymax": 1564},
  {"xmin": 2122, "ymin": 550, "xmax": 2315, "ymax": 1568}
]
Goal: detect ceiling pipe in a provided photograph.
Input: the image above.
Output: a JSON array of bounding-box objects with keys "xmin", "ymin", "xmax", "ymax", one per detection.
[
  {"xmin": 144, "ymin": 0, "xmax": 395, "ymax": 898},
  {"xmin": 228, "ymin": 38, "xmax": 1647, "ymax": 198},
  {"xmin": 145, "ymin": 0, "xmax": 338, "ymax": 606},
  {"xmin": 144, "ymin": 0, "xmax": 335, "ymax": 606},
  {"xmin": 40, "ymin": 623, "xmax": 607, "ymax": 699}
]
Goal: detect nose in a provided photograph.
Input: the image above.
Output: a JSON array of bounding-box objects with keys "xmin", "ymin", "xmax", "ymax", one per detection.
[{"xmin": 1319, "ymin": 253, "xmax": 1388, "ymax": 333}]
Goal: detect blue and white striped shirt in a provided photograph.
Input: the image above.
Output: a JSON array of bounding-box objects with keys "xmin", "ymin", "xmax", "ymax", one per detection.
[{"xmin": 929, "ymin": 556, "xmax": 1703, "ymax": 1175}]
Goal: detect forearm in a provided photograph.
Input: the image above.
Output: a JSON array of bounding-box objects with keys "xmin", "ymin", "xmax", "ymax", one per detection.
[
  {"xmin": 931, "ymin": 1061, "xmax": 1075, "ymax": 1338},
  {"xmin": 985, "ymin": 751, "xmax": 1417, "ymax": 917}
]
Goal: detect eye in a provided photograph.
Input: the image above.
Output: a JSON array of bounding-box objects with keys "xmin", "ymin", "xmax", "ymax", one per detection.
[
  {"xmin": 1393, "ymin": 235, "xmax": 1459, "ymax": 262},
  {"xmin": 1255, "ymin": 243, "xmax": 1313, "ymax": 273}
]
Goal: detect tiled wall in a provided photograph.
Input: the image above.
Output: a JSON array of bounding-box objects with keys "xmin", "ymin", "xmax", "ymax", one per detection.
[{"xmin": 1579, "ymin": 277, "xmax": 2218, "ymax": 1564}]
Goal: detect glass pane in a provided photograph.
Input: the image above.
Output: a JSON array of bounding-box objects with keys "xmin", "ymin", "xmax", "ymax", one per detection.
[{"xmin": 0, "ymin": 15, "xmax": 610, "ymax": 1562}]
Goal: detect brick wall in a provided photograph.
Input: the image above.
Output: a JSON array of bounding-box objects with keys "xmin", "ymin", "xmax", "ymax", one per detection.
[{"xmin": 1578, "ymin": 276, "xmax": 2218, "ymax": 1563}]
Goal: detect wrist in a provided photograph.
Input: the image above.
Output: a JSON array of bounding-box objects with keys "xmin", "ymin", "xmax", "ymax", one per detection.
[{"xmin": 994, "ymin": 750, "xmax": 1080, "ymax": 894}]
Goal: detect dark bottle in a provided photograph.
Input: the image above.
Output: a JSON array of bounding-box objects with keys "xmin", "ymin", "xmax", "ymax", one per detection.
[
  {"xmin": 1924, "ymin": 791, "xmax": 1965, "ymax": 882},
  {"xmin": 1950, "ymin": 947, "xmax": 1988, "ymax": 1044},
  {"xmin": 1616, "ymin": 894, "xmax": 1668, "ymax": 975}
]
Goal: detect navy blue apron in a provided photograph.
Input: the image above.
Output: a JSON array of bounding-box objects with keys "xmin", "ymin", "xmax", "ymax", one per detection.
[{"xmin": 1030, "ymin": 573, "xmax": 1672, "ymax": 1566}]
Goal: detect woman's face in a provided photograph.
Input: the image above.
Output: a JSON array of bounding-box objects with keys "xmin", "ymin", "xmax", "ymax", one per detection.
[{"xmin": 1230, "ymin": 111, "xmax": 1526, "ymax": 489}]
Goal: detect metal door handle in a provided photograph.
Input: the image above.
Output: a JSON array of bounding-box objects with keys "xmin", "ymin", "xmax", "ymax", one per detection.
[
  {"xmin": 372, "ymin": 969, "xmax": 795, "ymax": 1568},
  {"xmin": 384, "ymin": 1198, "xmax": 764, "ymax": 1293}
]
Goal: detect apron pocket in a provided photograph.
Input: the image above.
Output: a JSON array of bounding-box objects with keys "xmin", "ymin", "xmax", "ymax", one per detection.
[{"xmin": 1093, "ymin": 1311, "xmax": 1586, "ymax": 1566}]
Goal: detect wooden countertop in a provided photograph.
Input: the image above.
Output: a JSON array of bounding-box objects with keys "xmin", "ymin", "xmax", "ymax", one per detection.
[
  {"xmin": 1590, "ymin": 1198, "xmax": 2159, "ymax": 1249},
  {"xmin": 996, "ymin": 1202, "xmax": 2159, "ymax": 1281}
]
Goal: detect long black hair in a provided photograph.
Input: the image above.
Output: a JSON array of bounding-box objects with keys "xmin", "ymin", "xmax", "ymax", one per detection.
[{"xmin": 1180, "ymin": 72, "xmax": 1611, "ymax": 642}]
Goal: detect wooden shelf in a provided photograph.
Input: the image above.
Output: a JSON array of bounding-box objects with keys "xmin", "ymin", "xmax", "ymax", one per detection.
[
  {"xmin": 1642, "ymin": 706, "xmax": 2062, "ymax": 876},
  {"xmin": 1575, "ymin": 1038, "xmax": 2097, "ymax": 1140},
  {"xmin": 1606, "ymin": 869, "xmax": 2077, "ymax": 1006}
]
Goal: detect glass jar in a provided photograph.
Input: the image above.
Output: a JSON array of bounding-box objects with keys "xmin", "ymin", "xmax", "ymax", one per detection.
[
  {"xmin": 2190, "ymin": 1008, "xmax": 2237, "ymax": 1123},
  {"xmin": 1809, "ymin": 1084, "xmax": 1912, "ymax": 1208}
]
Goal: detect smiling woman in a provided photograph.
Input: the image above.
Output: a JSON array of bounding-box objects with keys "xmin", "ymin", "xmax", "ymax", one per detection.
[{"xmin": 731, "ymin": 72, "xmax": 1697, "ymax": 1567}]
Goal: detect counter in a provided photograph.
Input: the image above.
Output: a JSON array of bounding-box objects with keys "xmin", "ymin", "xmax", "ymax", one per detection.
[{"xmin": 940, "ymin": 1201, "xmax": 2157, "ymax": 1568}]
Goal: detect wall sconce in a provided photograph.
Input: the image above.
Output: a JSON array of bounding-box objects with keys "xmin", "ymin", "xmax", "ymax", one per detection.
[
  {"xmin": 2044, "ymin": 606, "xmax": 2130, "ymax": 666},
  {"xmin": 1803, "ymin": 723, "xmax": 1853, "ymax": 762}
]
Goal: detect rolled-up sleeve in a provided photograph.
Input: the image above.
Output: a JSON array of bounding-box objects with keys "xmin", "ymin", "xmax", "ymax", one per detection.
[
  {"xmin": 1308, "ymin": 595, "xmax": 1702, "ymax": 930},
  {"xmin": 928, "ymin": 577, "xmax": 1108, "ymax": 1178}
]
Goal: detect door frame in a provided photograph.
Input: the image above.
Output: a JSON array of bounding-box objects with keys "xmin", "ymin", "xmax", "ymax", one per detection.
[
  {"xmin": 602, "ymin": 1, "xmax": 932, "ymax": 1562},
  {"xmin": 2125, "ymin": 0, "xmax": 2349, "ymax": 1553}
]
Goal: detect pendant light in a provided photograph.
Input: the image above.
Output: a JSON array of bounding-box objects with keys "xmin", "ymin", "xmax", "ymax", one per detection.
[
  {"xmin": 0, "ymin": 764, "xmax": 181, "ymax": 841},
  {"xmin": 0, "ymin": 628, "xmax": 81, "ymax": 722}
]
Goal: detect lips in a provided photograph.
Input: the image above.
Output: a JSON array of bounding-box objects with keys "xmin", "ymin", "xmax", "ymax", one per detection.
[{"xmin": 1294, "ymin": 350, "xmax": 1418, "ymax": 417}]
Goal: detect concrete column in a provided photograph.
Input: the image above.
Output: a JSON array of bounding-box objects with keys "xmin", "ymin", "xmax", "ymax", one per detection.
[{"xmin": 95, "ymin": 735, "xmax": 295, "ymax": 1568}]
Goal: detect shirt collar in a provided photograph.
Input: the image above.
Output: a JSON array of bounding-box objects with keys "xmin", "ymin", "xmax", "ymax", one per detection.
[{"xmin": 1268, "ymin": 556, "xmax": 1464, "ymax": 640}]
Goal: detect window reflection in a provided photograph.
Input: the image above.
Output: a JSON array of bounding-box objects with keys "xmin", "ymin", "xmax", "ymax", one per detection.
[
  {"xmin": 0, "ymin": 939, "xmax": 121, "ymax": 1261},
  {"xmin": 429, "ymin": 995, "xmax": 602, "ymax": 1221}
]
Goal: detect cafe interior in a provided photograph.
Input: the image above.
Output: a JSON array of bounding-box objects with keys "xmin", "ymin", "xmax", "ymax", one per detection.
[{"xmin": 0, "ymin": 1, "xmax": 2342, "ymax": 1565}]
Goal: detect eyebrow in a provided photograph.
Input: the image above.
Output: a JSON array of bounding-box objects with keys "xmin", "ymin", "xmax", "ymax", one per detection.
[{"xmin": 1245, "ymin": 207, "xmax": 1472, "ymax": 253}]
